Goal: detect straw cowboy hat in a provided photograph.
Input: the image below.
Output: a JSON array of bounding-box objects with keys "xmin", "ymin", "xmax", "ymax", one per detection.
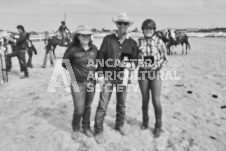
[
  {"xmin": 112, "ymin": 13, "xmax": 134, "ymax": 26},
  {"xmin": 75, "ymin": 25, "xmax": 93, "ymax": 35}
]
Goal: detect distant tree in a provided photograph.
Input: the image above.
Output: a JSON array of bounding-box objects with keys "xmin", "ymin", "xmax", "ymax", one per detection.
[
  {"xmin": 92, "ymin": 28, "xmax": 97, "ymax": 32},
  {"xmin": 102, "ymin": 28, "xmax": 110, "ymax": 32}
]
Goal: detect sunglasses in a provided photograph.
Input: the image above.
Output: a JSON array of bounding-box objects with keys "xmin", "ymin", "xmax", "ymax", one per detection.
[{"xmin": 117, "ymin": 22, "xmax": 129, "ymax": 26}]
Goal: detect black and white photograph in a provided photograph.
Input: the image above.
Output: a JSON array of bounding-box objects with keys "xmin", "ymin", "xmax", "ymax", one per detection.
[{"xmin": 0, "ymin": 0, "xmax": 226, "ymax": 151}]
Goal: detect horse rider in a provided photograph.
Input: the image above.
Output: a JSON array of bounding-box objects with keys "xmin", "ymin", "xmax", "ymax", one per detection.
[{"xmin": 58, "ymin": 21, "xmax": 70, "ymax": 44}]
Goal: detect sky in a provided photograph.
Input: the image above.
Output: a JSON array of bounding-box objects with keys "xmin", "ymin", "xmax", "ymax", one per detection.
[{"xmin": 0, "ymin": 0, "xmax": 226, "ymax": 32}]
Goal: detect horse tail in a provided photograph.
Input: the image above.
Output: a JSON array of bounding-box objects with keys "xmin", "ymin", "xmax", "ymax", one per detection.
[
  {"xmin": 187, "ymin": 41, "xmax": 191, "ymax": 50},
  {"xmin": 185, "ymin": 35, "xmax": 191, "ymax": 50},
  {"xmin": 186, "ymin": 39, "xmax": 191, "ymax": 50}
]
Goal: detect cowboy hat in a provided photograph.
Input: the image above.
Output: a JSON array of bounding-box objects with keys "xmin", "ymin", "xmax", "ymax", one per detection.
[
  {"xmin": 74, "ymin": 25, "xmax": 93, "ymax": 35},
  {"xmin": 112, "ymin": 13, "xmax": 134, "ymax": 26}
]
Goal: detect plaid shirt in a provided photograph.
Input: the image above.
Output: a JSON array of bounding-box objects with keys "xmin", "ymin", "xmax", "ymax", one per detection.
[{"xmin": 138, "ymin": 35, "xmax": 167, "ymax": 69}]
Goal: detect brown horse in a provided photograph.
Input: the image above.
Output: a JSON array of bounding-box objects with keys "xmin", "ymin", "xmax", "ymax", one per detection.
[
  {"xmin": 167, "ymin": 29, "xmax": 191, "ymax": 55},
  {"xmin": 49, "ymin": 32, "xmax": 72, "ymax": 57},
  {"xmin": 156, "ymin": 29, "xmax": 191, "ymax": 55},
  {"xmin": 155, "ymin": 30, "xmax": 172, "ymax": 55}
]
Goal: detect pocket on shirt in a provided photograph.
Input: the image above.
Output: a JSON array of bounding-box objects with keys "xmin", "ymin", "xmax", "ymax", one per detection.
[
  {"xmin": 74, "ymin": 52, "xmax": 85, "ymax": 58},
  {"xmin": 90, "ymin": 52, "xmax": 95, "ymax": 56}
]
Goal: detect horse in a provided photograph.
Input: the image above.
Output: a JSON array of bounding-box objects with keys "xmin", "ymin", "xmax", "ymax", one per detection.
[
  {"xmin": 48, "ymin": 31, "xmax": 72, "ymax": 57},
  {"xmin": 155, "ymin": 29, "xmax": 173, "ymax": 55},
  {"xmin": 167, "ymin": 29, "xmax": 191, "ymax": 55},
  {"xmin": 155, "ymin": 30, "xmax": 169, "ymax": 44}
]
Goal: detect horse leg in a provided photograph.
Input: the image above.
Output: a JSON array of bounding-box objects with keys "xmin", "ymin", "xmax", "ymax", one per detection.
[
  {"xmin": 171, "ymin": 45, "xmax": 173, "ymax": 54},
  {"xmin": 185, "ymin": 41, "xmax": 189, "ymax": 54},
  {"xmin": 52, "ymin": 45, "xmax": 57, "ymax": 58},
  {"xmin": 174, "ymin": 46, "xmax": 177, "ymax": 55},
  {"xmin": 185, "ymin": 43, "xmax": 187, "ymax": 54},
  {"xmin": 169, "ymin": 47, "xmax": 171, "ymax": 55},
  {"xmin": 181, "ymin": 43, "xmax": 184, "ymax": 55},
  {"xmin": 166, "ymin": 44, "xmax": 170, "ymax": 55}
]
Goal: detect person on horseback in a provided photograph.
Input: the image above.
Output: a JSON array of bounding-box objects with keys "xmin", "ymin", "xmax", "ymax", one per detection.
[
  {"xmin": 138, "ymin": 19, "xmax": 167, "ymax": 138},
  {"xmin": 58, "ymin": 21, "xmax": 70, "ymax": 45}
]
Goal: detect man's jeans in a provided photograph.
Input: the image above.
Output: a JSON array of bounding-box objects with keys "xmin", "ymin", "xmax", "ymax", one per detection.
[
  {"xmin": 71, "ymin": 81, "xmax": 95, "ymax": 131},
  {"xmin": 94, "ymin": 81, "xmax": 127, "ymax": 133},
  {"xmin": 18, "ymin": 50, "xmax": 28, "ymax": 76},
  {"xmin": 43, "ymin": 49, "xmax": 54, "ymax": 67},
  {"xmin": 6, "ymin": 51, "xmax": 22, "ymax": 71}
]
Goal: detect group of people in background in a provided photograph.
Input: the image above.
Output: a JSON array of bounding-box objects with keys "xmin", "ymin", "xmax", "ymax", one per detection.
[
  {"xmin": 62, "ymin": 12, "xmax": 167, "ymax": 144},
  {"xmin": 3, "ymin": 21, "xmax": 70, "ymax": 78},
  {"xmin": 2, "ymin": 12, "xmax": 167, "ymax": 144},
  {"xmin": 5, "ymin": 25, "xmax": 31, "ymax": 78}
]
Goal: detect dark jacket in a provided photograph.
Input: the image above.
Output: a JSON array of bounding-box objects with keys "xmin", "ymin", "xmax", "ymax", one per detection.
[
  {"xmin": 44, "ymin": 38, "xmax": 53, "ymax": 51},
  {"xmin": 97, "ymin": 33, "xmax": 139, "ymax": 83},
  {"xmin": 58, "ymin": 25, "xmax": 69, "ymax": 33},
  {"xmin": 62, "ymin": 44, "xmax": 98, "ymax": 83},
  {"xmin": 27, "ymin": 39, "xmax": 37, "ymax": 55},
  {"xmin": 16, "ymin": 32, "xmax": 27, "ymax": 50}
]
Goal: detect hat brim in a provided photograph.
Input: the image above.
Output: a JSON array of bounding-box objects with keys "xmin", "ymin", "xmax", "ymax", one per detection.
[
  {"xmin": 112, "ymin": 18, "xmax": 134, "ymax": 26},
  {"xmin": 76, "ymin": 30, "xmax": 93, "ymax": 35},
  {"xmin": 72, "ymin": 31, "xmax": 93, "ymax": 38}
]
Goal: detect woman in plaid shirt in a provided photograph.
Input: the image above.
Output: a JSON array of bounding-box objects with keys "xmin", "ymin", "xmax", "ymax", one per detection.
[{"xmin": 138, "ymin": 19, "xmax": 167, "ymax": 138}]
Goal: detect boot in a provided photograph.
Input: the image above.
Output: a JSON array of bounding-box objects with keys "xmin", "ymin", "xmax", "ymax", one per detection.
[
  {"xmin": 83, "ymin": 129, "xmax": 93, "ymax": 138},
  {"xmin": 94, "ymin": 133, "xmax": 105, "ymax": 144},
  {"xmin": 71, "ymin": 131, "xmax": 79, "ymax": 140},
  {"xmin": 115, "ymin": 125, "xmax": 128, "ymax": 135},
  {"xmin": 153, "ymin": 127, "xmax": 161, "ymax": 138},
  {"xmin": 141, "ymin": 122, "xmax": 149, "ymax": 130},
  {"xmin": 20, "ymin": 75, "xmax": 29, "ymax": 79}
]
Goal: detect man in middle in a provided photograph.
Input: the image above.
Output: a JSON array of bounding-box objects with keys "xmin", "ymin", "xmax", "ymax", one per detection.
[{"xmin": 94, "ymin": 13, "xmax": 139, "ymax": 144}]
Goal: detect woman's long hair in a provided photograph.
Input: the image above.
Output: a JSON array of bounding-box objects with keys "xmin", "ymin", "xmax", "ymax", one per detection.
[{"xmin": 67, "ymin": 34, "xmax": 92, "ymax": 50}]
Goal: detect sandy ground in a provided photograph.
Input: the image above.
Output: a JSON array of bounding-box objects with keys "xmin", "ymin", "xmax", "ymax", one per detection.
[{"xmin": 0, "ymin": 37, "xmax": 226, "ymax": 151}]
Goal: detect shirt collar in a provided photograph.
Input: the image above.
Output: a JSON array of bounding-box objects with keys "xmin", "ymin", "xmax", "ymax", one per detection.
[
  {"xmin": 78, "ymin": 44, "xmax": 94, "ymax": 52},
  {"xmin": 115, "ymin": 32, "xmax": 130, "ymax": 39},
  {"xmin": 140, "ymin": 35, "xmax": 157, "ymax": 45},
  {"xmin": 150, "ymin": 35, "xmax": 156, "ymax": 41}
]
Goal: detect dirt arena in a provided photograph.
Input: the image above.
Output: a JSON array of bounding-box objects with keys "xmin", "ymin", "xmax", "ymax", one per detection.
[{"xmin": 0, "ymin": 37, "xmax": 225, "ymax": 151}]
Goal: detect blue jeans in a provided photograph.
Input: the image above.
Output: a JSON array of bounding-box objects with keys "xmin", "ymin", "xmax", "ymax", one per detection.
[
  {"xmin": 94, "ymin": 81, "xmax": 127, "ymax": 133},
  {"xmin": 71, "ymin": 81, "xmax": 95, "ymax": 131},
  {"xmin": 6, "ymin": 51, "xmax": 22, "ymax": 71},
  {"xmin": 18, "ymin": 50, "xmax": 28, "ymax": 76},
  {"xmin": 138, "ymin": 69, "xmax": 162, "ymax": 128}
]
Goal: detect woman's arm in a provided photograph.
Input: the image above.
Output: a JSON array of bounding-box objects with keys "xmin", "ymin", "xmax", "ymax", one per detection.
[{"xmin": 62, "ymin": 47, "xmax": 73, "ymax": 69}]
